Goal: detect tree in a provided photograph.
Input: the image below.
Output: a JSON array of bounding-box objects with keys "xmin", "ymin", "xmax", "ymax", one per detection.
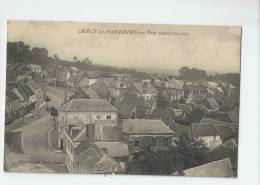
[
  {"xmin": 178, "ymin": 66, "xmax": 208, "ymax": 81},
  {"xmin": 31, "ymin": 47, "xmax": 49, "ymax": 65},
  {"xmin": 7, "ymin": 42, "xmax": 32, "ymax": 64},
  {"xmin": 44, "ymin": 95, "xmax": 51, "ymax": 111},
  {"xmin": 73, "ymin": 56, "xmax": 78, "ymax": 62},
  {"xmin": 50, "ymin": 107, "xmax": 58, "ymax": 129},
  {"xmin": 128, "ymin": 147, "xmax": 184, "ymax": 175},
  {"xmin": 54, "ymin": 54, "xmax": 60, "ymax": 61},
  {"xmin": 179, "ymin": 66, "xmax": 189, "ymax": 75},
  {"xmin": 82, "ymin": 57, "xmax": 93, "ymax": 65},
  {"xmin": 175, "ymin": 134, "xmax": 209, "ymax": 169},
  {"xmin": 156, "ymin": 94, "xmax": 169, "ymax": 109}
]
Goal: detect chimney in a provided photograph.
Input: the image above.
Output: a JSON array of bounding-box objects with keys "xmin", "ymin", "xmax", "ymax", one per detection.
[{"xmin": 86, "ymin": 123, "xmax": 95, "ymax": 143}]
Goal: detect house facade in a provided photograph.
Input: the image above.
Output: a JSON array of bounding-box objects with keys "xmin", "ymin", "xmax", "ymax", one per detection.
[
  {"xmin": 27, "ymin": 64, "xmax": 42, "ymax": 74},
  {"xmin": 56, "ymin": 69, "xmax": 71, "ymax": 87},
  {"xmin": 57, "ymin": 98, "xmax": 118, "ymax": 149},
  {"xmin": 122, "ymin": 119, "xmax": 176, "ymax": 153},
  {"xmin": 63, "ymin": 117, "xmax": 126, "ymax": 173},
  {"xmin": 131, "ymin": 80, "xmax": 158, "ymax": 101},
  {"xmin": 27, "ymin": 79, "xmax": 44, "ymax": 104},
  {"xmin": 5, "ymin": 90, "xmax": 20, "ymax": 123},
  {"xmin": 184, "ymin": 82, "xmax": 207, "ymax": 103},
  {"xmin": 153, "ymin": 78, "xmax": 185, "ymax": 102},
  {"xmin": 12, "ymin": 82, "xmax": 36, "ymax": 114}
]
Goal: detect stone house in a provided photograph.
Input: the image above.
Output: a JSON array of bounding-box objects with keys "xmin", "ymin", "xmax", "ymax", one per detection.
[
  {"xmin": 122, "ymin": 119, "xmax": 176, "ymax": 153},
  {"xmin": 57, "ymin": 98, "xmax": 118, "ymax": 149}
]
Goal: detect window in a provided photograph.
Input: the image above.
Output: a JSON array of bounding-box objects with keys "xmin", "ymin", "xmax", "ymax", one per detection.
[
  {"xmin": 107, "ymin": 115, "xmax": 111, "ymax": 119},
  {"xmin": 163, "ymin": 137, "xmax": 168, "ymax": 146},
  {"xmin": 96, "ymin": 115, "xmax": 101, "ymax": 119},
  {"xmin": 60, "ymin": 139, "xmax": 64, "ymax": 150},
  {"xmin": 134, "ymin": 138, "xmax": 140, "ymax": 147},
  {"xmin": 73, "ymin": 115, "xmax": 78, "ymax": 121},
  {"xmin": 152, "ymin": 137, "xmax": 156, "ymax": 146}
]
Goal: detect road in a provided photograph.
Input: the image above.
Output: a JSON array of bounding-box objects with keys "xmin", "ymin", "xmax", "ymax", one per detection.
[
  {"xmin": 5, "ymin": 87, "xmax": 67, "ymax": 173},
  {"xmin": 14, "ymin": 114, "xmax": 63, "ymax": 162}
]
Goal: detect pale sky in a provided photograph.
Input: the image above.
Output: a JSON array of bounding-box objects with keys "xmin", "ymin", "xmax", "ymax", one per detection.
[{"xmin": 7, "ymin": 21, "xmax": 241, "ymax": 73}]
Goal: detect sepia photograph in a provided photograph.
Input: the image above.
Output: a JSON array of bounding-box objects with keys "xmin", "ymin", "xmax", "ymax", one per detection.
[{"xmin": 4, "ymin": 20, "xmax": 241, "ymax": 177}]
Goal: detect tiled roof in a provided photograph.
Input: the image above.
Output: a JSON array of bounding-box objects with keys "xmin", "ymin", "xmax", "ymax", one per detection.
[
  {"xmin": 199, "ymin": 118, "xmax": 237, "ymax": 141},
  {"xmin": 101, "ymin": 125, "xmax": 122, "ymax": 141},
  {"xmin": 132, "ymin": 82, "xmax": 157, "ymax": 94},
  {"xmin": 114, "ymin": 103, "xmax": 136, "ymax": 117},
  {"xmin": 207, "ymin": 139, "xmax": 238, "ymax": 170},
  {"xmin": 6, "ymin": 89, "xmax": 19, "ymax": 102},
  {"xmin": 200, "ymin": 81, "xmax": 218, "ymax": 88},
  {"xmin": 103, "ymin": 78, "xmax": 127, "ymax": 89},
  {"xmin": 74, "ymin": 144, "xmax": 119, "ymax": 173},
  {"xmin": 208, "ymin": 111, "xmax": 239, "ymax": 124},
  {"xmin": 150, "ymin": 108, "xmax": 174, "ymax": 120},
  {"xmin": 74, "ymin": 142, "xmax": 92, "ymax": 155},
  {"xmin": 80, "ymin": 87, "xmax": 99, "ymax": 99},
  {"xmin": 86, "ymin": 71, "xmax": 100, "ymax": 78},
  {"xmin": 12, "ymin": 88, "xmax": 28, "ymax": 101},
  {"xmin": 122, "ymin": 95, "xmax": 141, "ymax": 106},
  {"xmin": 122, "ymin": 119, "xmax": 174, "ymax": 134},
  {"xmin": 150, "ymin": 108, "xmax": 175, "ymax": 129},
  {"xmin": 122, "ymin": 95, "xmax": 154, "ymax": 109},
  {"xmin": 192, "ymin": 104, "xmax": 209, "ymax": 113},
  {"xmin": 219, "ymin": 81, "xmax": 236, "ymax": 89},
  {"xmin": 68, "ymin": 73, "xmax": 83, "ymax": 82},
  {"xmin": 215, "ymin": 125, "xmax": 235, "ymax": 141},
  {"xmin": 57, "ymin": 99, "xmax": 117, "ymax": 112},
  {"xmin": 178, "ymin": 104, "xmax": 193, "ymax": 114},
  {"xmin": 200, "ymin": 118, "xmax": 238, "ymax": 128},
  {"xmin": 186, "ymin": 83, "xmax": 206, "ymax": 90},
  {"xmin": 19, "ymin": 82, "xmax": 34, "ymax": 97},
  {"xmin": 27, "ymin": 79, "xmax": 41, "ymax": 91},
  {"xmin": 183, "ymin": 158, "xmax": 234, "ymax": 177},
  {"xmin": 167, "ymin": 79, "xmax": 184, "ymax": 89},
  {"xmin": 95, "ymin": 141, "xmax": 129, "ymax": 158},
  {"xmin": 191, "ymin": 123, "xmax": 220, "ymax": 137},
  {"xmin": 15, "ymin": 82, "xmax": 35, "ymax": 100},
  {"xmin": 204, "ymin": 97, "xmax": 220, "ymax": 110}
]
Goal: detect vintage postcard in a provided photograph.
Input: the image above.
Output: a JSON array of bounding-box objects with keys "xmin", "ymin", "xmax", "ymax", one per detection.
[{"xmin": 4, "ymin": 21, "xmax": 241, "ymax": 177}]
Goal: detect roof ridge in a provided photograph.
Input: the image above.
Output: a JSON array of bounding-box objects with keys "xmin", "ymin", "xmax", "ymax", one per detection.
[
  {"xmin": 64, "ymin": 99, "xmax": 73, "ymax": 112},
  {"xmin": 73, "ymin": 127, "xmax": 87, "ymax": 141}
]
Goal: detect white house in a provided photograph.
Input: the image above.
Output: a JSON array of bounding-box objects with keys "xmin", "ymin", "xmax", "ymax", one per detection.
[
  {"xmin": 27, "ymin": 64, "xmax": 42, "ymax": 74},
  {"xmin": 57, "ymin": 98, "xmax": 118, "ymax": 149}
]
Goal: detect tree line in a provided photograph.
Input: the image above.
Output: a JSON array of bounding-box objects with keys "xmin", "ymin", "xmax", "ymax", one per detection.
[{"xmin": 178, "ymin": 66, "xmax": 240, "ymax": 88}]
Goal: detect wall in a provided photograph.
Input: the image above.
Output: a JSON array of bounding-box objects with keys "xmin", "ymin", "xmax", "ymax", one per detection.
[
  {"xmin": 59, "ymin": 111, "xmax": 117, "ymax": 123},
  {"xmin": 123, "ymin": 133, "xmax": 175, "ymax": 153},
  {"xmin": 199, "ymin": 135, "xmax": 222, "ymax": 149}
]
